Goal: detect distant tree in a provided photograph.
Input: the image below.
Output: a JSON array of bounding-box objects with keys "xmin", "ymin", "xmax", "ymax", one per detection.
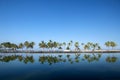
[
  {"xmin": 24, "ymin": 41, "xmax": 30, "ymax": 49},
  {"xmin": 53, "ymin": 41, "xmax": 58, "ymax": 50},
  {"xmin": 105, "ymin": 41, "xmax": 117, "ymax": 50},
  {"xmin": 110, "ymin": 41, "xmax": 117, "ymax": 49},
  {"xmin": 39, "ymin": 41, "xmax": 46, "ymax": 51},
  {"xmin": 29, "ymin": 42, "xmax": 35, "ymax": 50},
  {"xmin": 98, "ymin": 46, "xmax": 101, "ymax": 50},
  {"xmin": 74, "ymin": 42, "xmax": 80, "ymax": 51},
  {"xmin": 92, "ymin": 43, "xmax": 99, "ymax": 51},
  {"xmin": 18, "ymin": 43, "xmax": 24, "ymax": 50},
  {"xmin": 11, "ymin": 43, "xmax": 18, "ymax": 50},
  {"xmin": 84, "ymin": 44, "xmax": 90, "ymax": 50},
  {"xmin": 1, "ymin": 42, "xmax": 11, "ymax": 49},
  {"xmin": 47, "ymin": 40, "xmax": 54, "ymax": 51},
  {"xmin": 66, "ymin": 46, "xmax": 70, "ymax": 50},
  {"xmin": 58, "ymin": 46, "xmax": 62, "ymax": 51},
  {"xmin": 105, "ymin": 41, "xmax": 111, "ymax": 49}
]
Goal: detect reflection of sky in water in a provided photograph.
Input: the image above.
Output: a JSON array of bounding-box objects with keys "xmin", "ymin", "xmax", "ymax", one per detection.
[{"xmin": 0, "ymin": 53, "xmax": 120, "ymax": 80}]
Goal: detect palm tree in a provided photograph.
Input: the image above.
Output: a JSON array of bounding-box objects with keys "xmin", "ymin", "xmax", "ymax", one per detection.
[
  {"xmin": 105, "ymin": 41, "xmax": 110, "ymax": 50},
  {"xmin": 53, "ymin": 41, "xmax": 58, "ymax": 51},
  {"xmin": 105, "ymin": 41, "xmax": 117, "ymax": 50},
  {"xmin": 47, "ymin": 41, "xmax": 51, "ymax": 51},
  {"xmin": 84, "ymin": 44, "xmax": 90, "ymax": 50},
  {"xmin": 1, "ymin": 42, "xmax": 11, "ymax": 49},
  {"xmin": 58, "ymin": 46, "xmax": 62, "ymax": 51},
  {"xmin": 66, "ymin": 46, "xmax": 70, "ymax": 50},
  {"xmin": 92, "ymin": 43, "xmax": 99, "ymax": 51},
  {"xmin": 66, "ymin": 40, "xmax": 73, "ymax": 50},
  {"xmin": 18, "ymin": 43, "xmax": 24, "ymax": 50},
  {"xmin": 29, "ymin": 42, "xmax": 35, "ymax": 50},
  {"xmin": 24, "ymin": 41, "xmax": 29, "ymax": 50},
  {"xmin": 110, "ymin": 41, "xmax": 117, "ymax": 49},
  {"xmin": 68, "ymin": 42, "xmax": 71, "ymax": 47},
  {"xmin": 74, "ymin": 42, "xmax": 80, "ymax": 51},
  {"xmin": 39, "ymin": 41, "xmax": 46, "ymax": 51},
  {"xmin": 98, "ymin": 46, "xmax": 101, "ymax": 50},
  {"xmin": 11, "ymin": 43, "xmax": 18, "ymax": 51},
  {"xmin": 47, "ymin": 40, "xmax": 54, "ymax": 51},
  {"xmin": 87, "ymin": 42, "xmax": 92, "ymax": 46},
  {"xmin": 1, "ymin": 42, "xmax": 13, "ymax": 52}
]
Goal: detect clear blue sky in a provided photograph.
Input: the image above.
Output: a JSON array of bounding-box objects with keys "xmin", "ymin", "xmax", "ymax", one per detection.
[{"xmin": 0, "ymin": 0, "xmax": 120, "ymax": 49}]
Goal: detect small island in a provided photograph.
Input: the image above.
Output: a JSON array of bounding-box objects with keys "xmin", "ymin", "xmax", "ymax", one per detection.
[{"xmin": 0, "ymin": 40, "xmax": 119, "ymax": 53}]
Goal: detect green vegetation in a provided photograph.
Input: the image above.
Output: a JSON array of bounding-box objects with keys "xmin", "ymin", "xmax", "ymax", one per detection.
[
  {"xmin": 105, "ymin": 41, "xmax": 117, "ymax": 50},
  {"xmin": 83, "ymin": 42, "xmax": 101, "ymax": 51},
  {"xmin": 0, "ymin": 40, "xmax": 118, "ymax": 53}
]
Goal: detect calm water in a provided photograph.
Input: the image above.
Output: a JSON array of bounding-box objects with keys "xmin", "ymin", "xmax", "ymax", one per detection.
[{"xmin": 0, "ymin": 53, "xmax": 120, "ymax": 80}]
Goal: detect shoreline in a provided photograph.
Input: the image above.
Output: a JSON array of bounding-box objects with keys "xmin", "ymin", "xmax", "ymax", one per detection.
[{"xmin": 0, "ymin": 50, "xmax": 120, "ymax": 53}]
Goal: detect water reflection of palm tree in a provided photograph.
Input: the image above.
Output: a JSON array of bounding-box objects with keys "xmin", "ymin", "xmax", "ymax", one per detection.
[
  {"xmin": 83, "ymin": 54, "xmax": 102, "ymax": 63},
  {"xmin": 0, "ymin": 55, "xmax": 36, "ymax": 64},
  {"xmin": 75, "ymin": 58, "xmax": 79, "ymax": 63},
  {"xmin": 106, "ymin": 56, "xmax": 117, "ymax": 63},
  {"xmin": 66, "ymin": 54, "xmax": 70, "ymax": 58},
  {"xmin": 23, "ymin": 56, "xmax": 34, "ymax": 64},
  {"xmin": 0, "ymin": 55, "xmax": 18, "ymax": 62},
  {"xmin": 39, "ymin": 55, "xmax": 59, "ymax": 65},
  {"xmin": 75, "ymin": 53, "xmax": 80, "ymax": 58},
  {"xmin": 62, "ymin": 59, "xmax": 66, "ymax": 62},
  {"xmin": 30, "ymin": 56, "xmax": 34, "ymax": 63},
  {"xmin": 0, "ymin": 54, "xmax": 111, "ymax": 64},
  {"xmin": 58, "ymin": 55, "xmax": 62, "ymax": 58},
  {"xmin": 18, "ymin": 55, "xmax": 23, "ymax": 62},
  {"xmin": 39, "ymin": 56, "xmax": 45, "ymax": 64}
]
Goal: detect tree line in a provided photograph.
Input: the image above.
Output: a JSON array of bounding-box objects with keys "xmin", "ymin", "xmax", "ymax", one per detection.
[{"xmin": 0, "ymin": 40, "xmax": 117, "ymax": 51}]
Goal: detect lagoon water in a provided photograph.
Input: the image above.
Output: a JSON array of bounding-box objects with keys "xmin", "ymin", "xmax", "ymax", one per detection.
[{"xmin": 0, "ymin": 53, "xmax": 120, "ymax": 80}]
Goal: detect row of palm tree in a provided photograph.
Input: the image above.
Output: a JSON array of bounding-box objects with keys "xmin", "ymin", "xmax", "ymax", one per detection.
[
  {"xmin": 0, "ymin": 40, "xmax": 118, "ymax": 51},
  {"xmin": 83, "ymin": 42, "xmax": 101, "ymax": 51},
  {"xmin": 0, "ymin": 41, "xmax": 35, "ymax": 51},
  {"xmin": 105, "ymin": 41, "xmax": 117, "ymax": 49},
  {"xmin": 0, "ymin": 42, "xmax": 18, "ymax": 50}
]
